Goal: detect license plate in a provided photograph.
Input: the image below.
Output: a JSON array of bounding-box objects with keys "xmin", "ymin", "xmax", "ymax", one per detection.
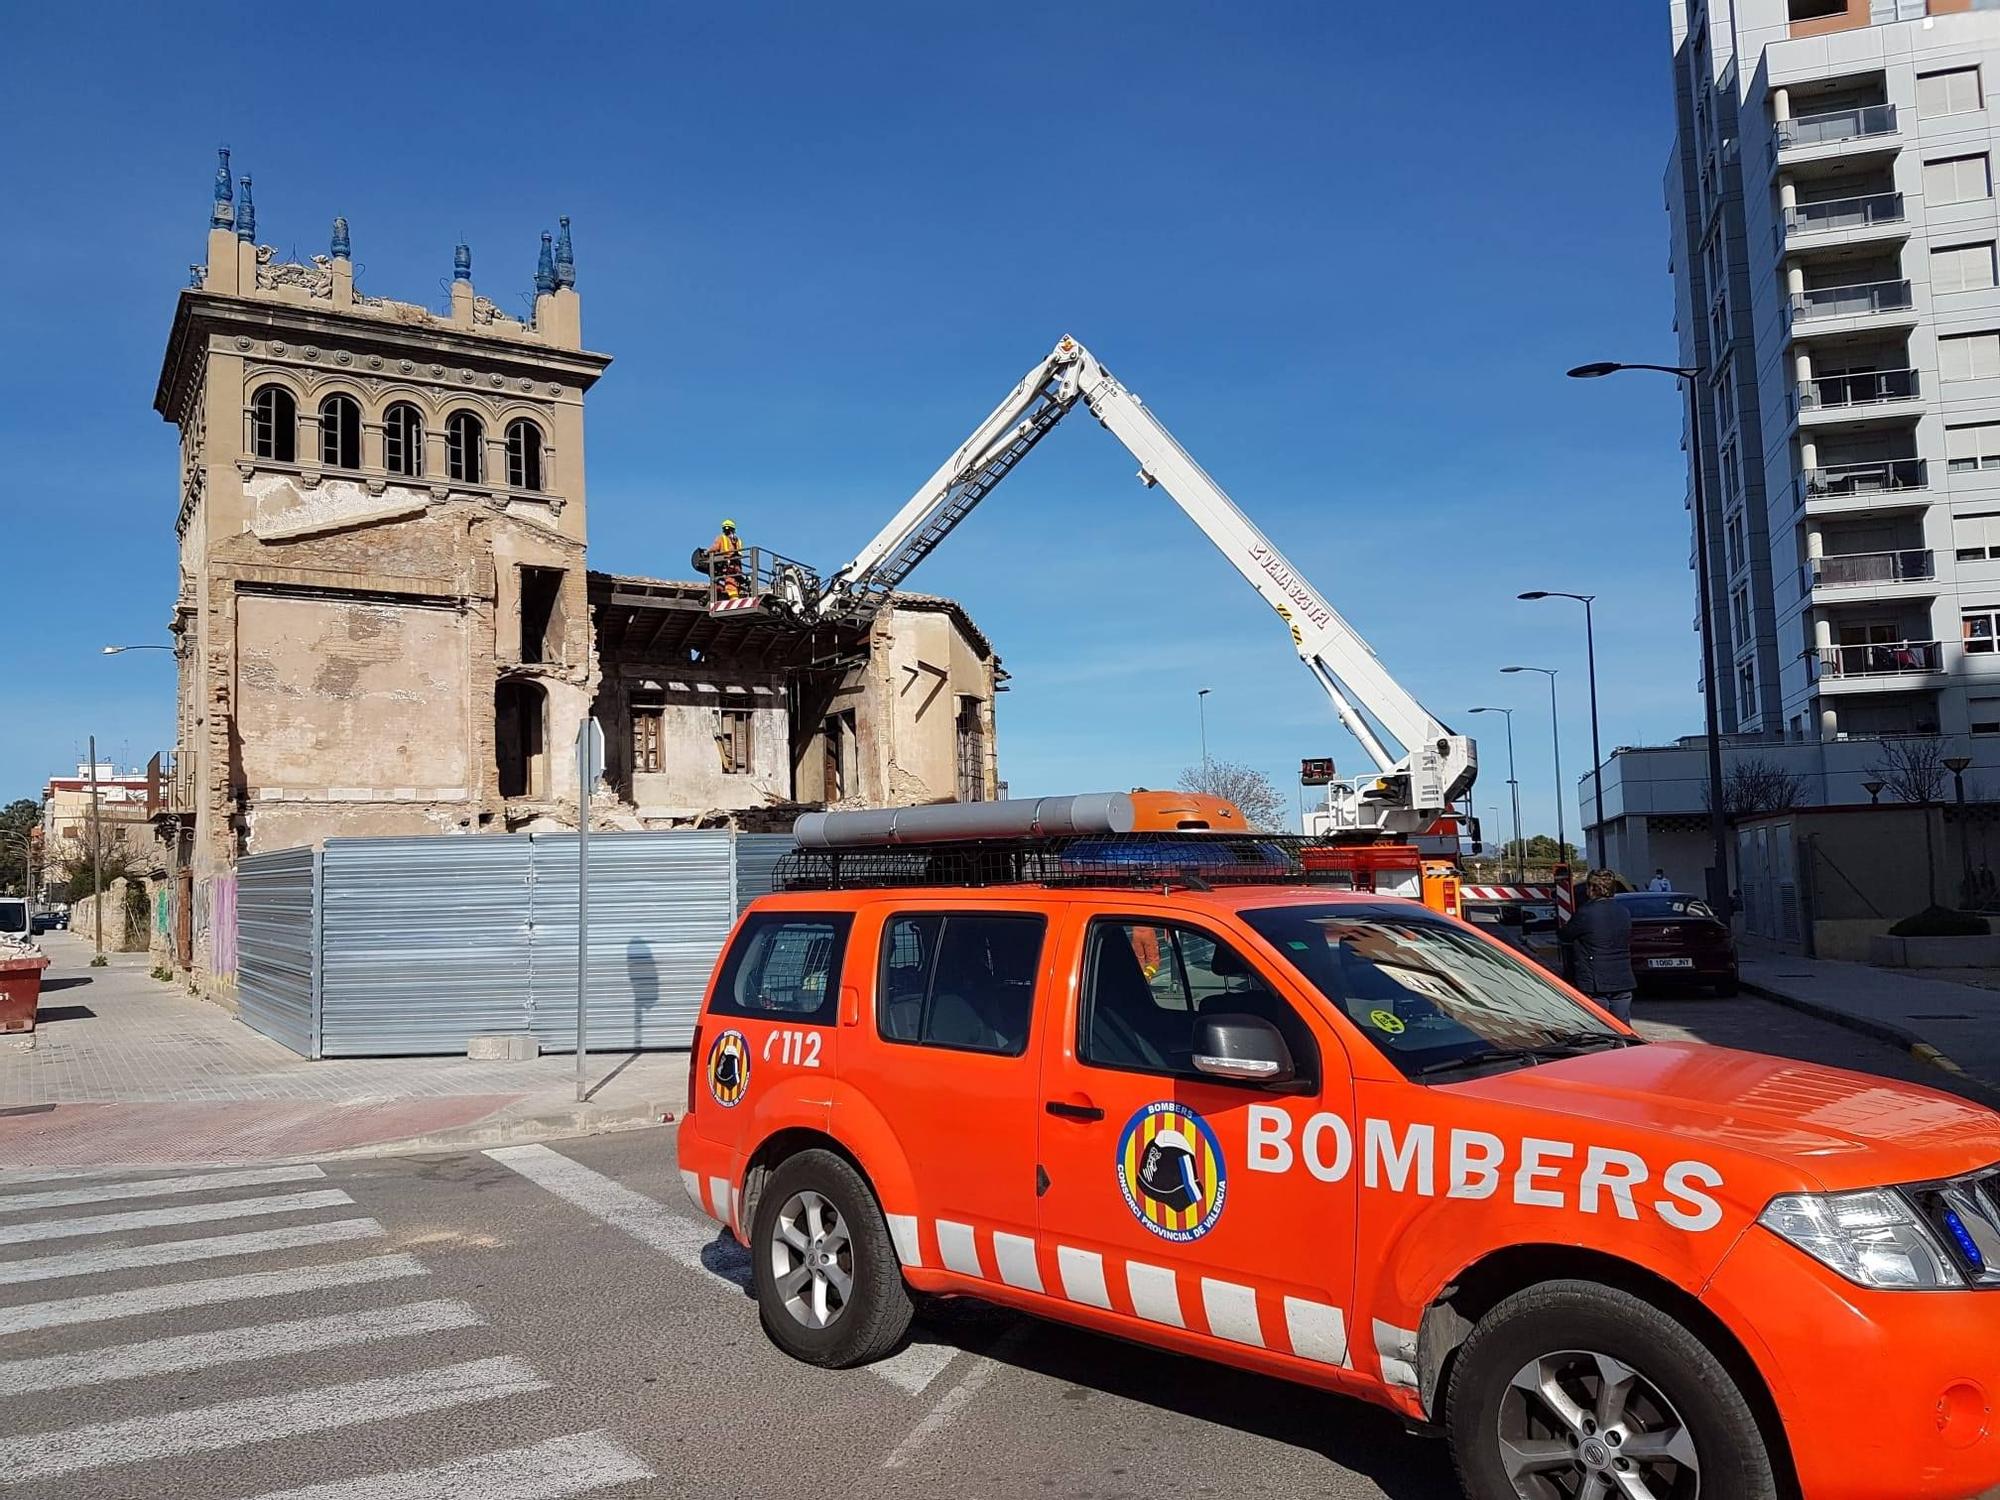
[{"xmin": 1648, "ymin": 958, "xmax": 1695, "ymax": 969}]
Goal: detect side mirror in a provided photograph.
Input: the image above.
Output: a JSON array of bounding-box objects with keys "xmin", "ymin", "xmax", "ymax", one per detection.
[{"xmin": 1192, "ymin": 1014, "xmax": 1295, "ymax": 1085}]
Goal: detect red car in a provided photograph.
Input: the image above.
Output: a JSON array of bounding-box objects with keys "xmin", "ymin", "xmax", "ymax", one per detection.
[{"xmin": 1617, "ymin": 890, "xmax": 1739, "ymax": 995}]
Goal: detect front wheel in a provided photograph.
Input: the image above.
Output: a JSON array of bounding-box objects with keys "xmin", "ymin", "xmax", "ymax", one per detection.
[
  {"xmin": 749, "ymin": 1148, "xmax": 913, "ymax": 1368},
  {"xmin": 1447, "ymin": 1279, "xmax": 1778, "ymax": 1500}
]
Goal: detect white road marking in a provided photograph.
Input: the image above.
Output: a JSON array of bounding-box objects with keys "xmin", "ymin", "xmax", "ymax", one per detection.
[
  {"xmin": 0, "ymin": 1254, "xmax": 427, "ymax": 1337},
  {"xmin": 0, "ymin": 1218, "xmax": 385, "ymax": 1285},
  {"xmin": 881, "ymin": 1329, "xmax": 1024, "ymax": 1470},
  {"xmin": 0, "ymin": 1189, "xmax": 354, "ymax": 1246},
  {"xmin": 991, "ymin": 1231, "xmax": 1043, "ymax": 1293},
  {"xmin": 1125, "ymin": 1261, "xmax": 1184, "ymax": 1328},
  {"xmin": 886, "ymin": 1213, "xmax": 922, "ymax": 1268},
  {"xmin": 0, "ymin": 1298, "xmax": 482, "ymax": 1396},
  {"xmin": 236, "ymin": 1430, "xmax": 654, "ymax": 1500},
  {"xmin": 1056, "ymin": 1246, "xmax": 1111, "ymax": 1310},
  {"xmin": 0, "ymin": 1355, "xmax": 546, "ymax": 1483},
  {"xmin": 486, "ymin": 1144, "xmax": 958, "ymax": 1394},
  {"xmin": 0, "ymin": 1164, "xmax": 325, "ymax": 1216},
  {"xmin": 1199, "ymin": 1278, "xmax": 1263, "ymax": 1347},
  {"xmin": 1283, "ymin": 1296, "xmax": 1350, "ymax": 1367},
  {"xmin": 935, "ymin": 1219, "xmax": 982, "ymax": 1277}
]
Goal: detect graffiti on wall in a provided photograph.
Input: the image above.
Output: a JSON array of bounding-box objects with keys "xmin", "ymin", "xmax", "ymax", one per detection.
[{"xmin": 194, "ymin": 875, "xmax": 239, "ymax": 977}]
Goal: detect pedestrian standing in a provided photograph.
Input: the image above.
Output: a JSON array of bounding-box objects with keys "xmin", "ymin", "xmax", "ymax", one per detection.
[
  {"xmin": 1648, "ymin": 869, "xmax": 1672, "ymax": 892},
  {"xmin": 1560, "ymin": 868, "xmax": 1636, "ymax": 1024}
]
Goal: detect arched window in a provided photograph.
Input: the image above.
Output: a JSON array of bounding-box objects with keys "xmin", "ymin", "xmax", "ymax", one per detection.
[
  {"xmin": 249, "ymin": 385, "xmax": 296, "ymax": 463},
  {"xmin": 384, "ymin": 403, "xmax": 424, "ymax": 477},
  {"xmin": 505, "ymin": 418, "xmax": 544, "ymax": 491},
  {"xmin": 446, "ymin": 411, "xmax": 485, "ymax": 484},
  {"xmin": 319, "ymin": 394, "xmax": 361, "ymax": 470}
]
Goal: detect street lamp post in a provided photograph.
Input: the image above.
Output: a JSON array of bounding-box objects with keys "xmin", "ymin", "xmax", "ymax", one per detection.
[
  {"xmin": 1568, "ymin": 360, "xmax": 1732, "ymax": 917},
  {"xmin": 1520, "ymin": 591, "xmax": 1606, "ymax": 868},
  {"xmin": 1468, "ymin": 707, "xmax": 1525, "ymax": 883},
  {"xmin": 1502, "ymin": 667, "xmax": 1565, "ymax": 865},
  {"xmin": 1947, "ymin": 754, "xmax": 1974, "ymax": 903},
  {"xmin": 1197, "ymin": 688, "xmax": 1212, "ymax": 783}
]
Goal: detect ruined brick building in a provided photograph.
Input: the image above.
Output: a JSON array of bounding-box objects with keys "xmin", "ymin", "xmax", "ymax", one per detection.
[{"xmin": 154, "ymin": 153, "xmax": 1001, "ymax": 988}]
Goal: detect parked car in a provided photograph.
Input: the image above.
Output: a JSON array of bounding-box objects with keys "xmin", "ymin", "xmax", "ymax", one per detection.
[
  {"xmin": 1616, "ymin": 890, "xmax": 1738, "ymax": 995},
  {"xmin": 30, "ymin": 907, "xmax": 65, "ymax": 934}
]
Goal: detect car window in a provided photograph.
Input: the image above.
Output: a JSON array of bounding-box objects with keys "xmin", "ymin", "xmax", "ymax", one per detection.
[
  {"xmin": 1241, "ymin": 903, "xmax": 1621, "ymax": 1076},
  {"xmin": 708, "ymin": 912, "xmax": 852, "ymax": 1026},
  {"xmin": 0, "ymin": 901, "xmax": 26, "ymax": 937},
  {"xmin": 1080, "ymin": 919, "xmax": 1317, "ymax": 1086},
  {"xmin": 877, "ymin": 913, "xmax": 1045, "ymax": 1056},
  {"xmin": 1615, "ymin": 894, "xmax": 1716, "ymax": 921}
]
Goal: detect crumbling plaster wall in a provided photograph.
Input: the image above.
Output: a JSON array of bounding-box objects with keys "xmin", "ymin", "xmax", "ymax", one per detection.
[{"xmin": 630, "ymin": 694, "xmax": 789, "ymax": 816}]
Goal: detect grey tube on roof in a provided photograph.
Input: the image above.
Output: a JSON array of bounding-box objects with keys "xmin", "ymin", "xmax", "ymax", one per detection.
[{"xmin": 793, "ymin": 793, "xmax": 1137, "ymax": 848}]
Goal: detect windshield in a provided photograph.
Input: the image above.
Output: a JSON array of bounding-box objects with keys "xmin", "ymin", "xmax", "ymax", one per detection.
[
  {"xmin": 0, "ymin": 901, "xmax": 27, "ymax": 937},
  {"xmin": 1240, "ymin": 903, "xmax": 1628, "ymax": 1079},
  {"xmin": 1616, "ymin": 894, "xmax": 1716, "ymax": 921}
]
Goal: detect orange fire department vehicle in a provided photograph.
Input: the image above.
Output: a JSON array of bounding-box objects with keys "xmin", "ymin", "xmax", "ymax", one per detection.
[{"xmin": 680, "ymin": 801, "xmax": 2000, "ymax": 1500}]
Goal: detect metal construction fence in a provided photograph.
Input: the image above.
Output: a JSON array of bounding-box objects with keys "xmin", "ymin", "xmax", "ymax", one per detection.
[{"xmin": 235, "ymin": 830, "xmax": 792, "ymax": 1058}]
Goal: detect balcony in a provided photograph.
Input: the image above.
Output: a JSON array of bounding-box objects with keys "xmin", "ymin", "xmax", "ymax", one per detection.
[
  {"xmin": 1783, "ymin": 192, "xmax": 1905, "ymax": 243},
  {"xmin": 1803, "ymin": 457, "xmax": 1926, "ymax": 496},
  {"xmin": 1816, "ymin": 640, "xmax": 1943, "ymax": 680},
  {"xmin": 1799, "ymin": 366, "xmax": 1919, "ymax": 413},
  {"xmin": 1812, "ymin": 548, "xmax": 1936, "ymax": 588},
  {"xmin": 1777, "ymin": 103, "xmax": 1897, "ymax": 153},
  {"xmin": 1791, "ymin": 279, "xmax": 1913, "ymax": 321}
]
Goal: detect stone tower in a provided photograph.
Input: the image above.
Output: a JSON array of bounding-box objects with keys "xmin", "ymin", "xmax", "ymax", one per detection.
[{"xmin": 154, "ymin": 149, "xmax": 612, "ymax": 987}]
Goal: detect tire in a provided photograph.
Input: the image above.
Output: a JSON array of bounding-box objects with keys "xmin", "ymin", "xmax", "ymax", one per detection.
[
  {"xmin": 1446, "ymin": 1279, "xmax": 1777, "ymax": 1500},
  {"xmin": 749, "ymin": 1148, "xmax": 913, "ymax": 1368}
]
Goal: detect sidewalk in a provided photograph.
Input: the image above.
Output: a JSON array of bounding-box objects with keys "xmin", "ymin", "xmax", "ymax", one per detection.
[
  {"xmin": 1741, "ymin": 953, "xmax": 2000, "ymax": 1101},
  {"xmin": 0, "ymin": 934, "xmax": 689, "ymax": 1169}
]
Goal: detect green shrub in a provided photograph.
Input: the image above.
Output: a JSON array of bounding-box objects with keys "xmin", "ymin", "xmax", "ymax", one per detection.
[{"xmin": 1888, "ymin": 906, "xmax": 1991, "ymax": 938}]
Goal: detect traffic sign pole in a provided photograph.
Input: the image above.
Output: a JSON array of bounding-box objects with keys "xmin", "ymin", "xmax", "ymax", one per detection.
[{"xmin": 575, "ymin": 718, "xmax": 604, "ymax": 1104}]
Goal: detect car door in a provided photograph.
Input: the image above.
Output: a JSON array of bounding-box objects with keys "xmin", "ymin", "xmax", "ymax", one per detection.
[
  {"xmin": 1036, "ymin": 905, "xmax": 1360, "ymax": 1375},
  {"xmin": 840, "ymin": 899, "xmax": 1051, "ymax": 1286}
]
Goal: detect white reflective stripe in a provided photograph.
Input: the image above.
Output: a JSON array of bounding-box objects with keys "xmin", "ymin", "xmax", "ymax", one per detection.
[
  {"xmin": 0, "ymin": 1165, "xmax": 325, "ymax": 1216},
  {"xmin": 1056, "ymin": 1247, "xmax": 1111, "ymax": 1309},
  {"xmin": 935, "ymin": 1220, "xmax": 982, "ymax": 1278},
  {"xmin": 677, "ymin": 1171, "xmax": 703, "ymax": 1215},
  {"xmin": 237, "ymin": 1430, "xmax": 653, "ymax": 1500},
  {"xmin": 0, "ymin": 1356, "xmax": 546, "ymax": 1483},
  {"xmin": 1283, "ymin": 1296, "xmax": 1350, "ymax": 1367},
  {"xmin": 885, "ymin": 1214, "xmax": 922, "ymax": 1268},
  {"xmin": 1373, "ymin": 1318, "xmax": 1419, "ymax": 1388},
  {"xmin": 0, "ymin": 1219, "xmax": 385, "ymax": 1286},
  {"xmin": 706, "ymin": 1177, "xmax": 733, "ymax": 1226},
  {"xmin": 1199, "ymin": 1278, "xmax": 1263, "ymax": 1347},
  {"xmin": 1125, "ymin": 1261, "xmax": 1184, "ymax": 1328},
  {"xmin": 0, "ymin": 1299, "xmax": 481, "ymax": 1397},
  {"xmin": 991, "ymin": 1232, "xmax": 1043, "ymax": 1293},
  {"xmin": 0, "ymin": 1189, "xmax": 354, "ymax": 1246},
  {"xmin": 0, "ymin": 1254, "xmax": 428, "ymax": 1338}
]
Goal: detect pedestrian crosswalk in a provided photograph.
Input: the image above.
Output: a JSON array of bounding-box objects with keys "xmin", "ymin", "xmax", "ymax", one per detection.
[{"xmin": 0, "ymin": 1160, "xmax": 654, "ymax": 1497}]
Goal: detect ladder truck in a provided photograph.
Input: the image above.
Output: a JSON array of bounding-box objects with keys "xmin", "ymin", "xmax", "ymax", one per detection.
[{"xmin": 711, "ymin": 336, "xmax": 1478, "ymax": 886}]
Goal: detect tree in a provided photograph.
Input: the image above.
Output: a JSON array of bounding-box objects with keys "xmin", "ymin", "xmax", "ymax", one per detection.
[
  {"xmin": 1177, "ymin": 760, "xmax": 1287, "ymax": 831},
  {"xmin": 1504, "ymin": 835, "xmax": 1579, "ymax": 867},
  {"xmin": 1870, "ymin": 736, "xmax": 1949, "ymax": 805},
  {"xmin": 1700, "ymin": 757, "xmax": 1808, "ymax": 819},
  {"xmin": 0, "ymin": 799, "xmax": 39, "ymax": 896}
]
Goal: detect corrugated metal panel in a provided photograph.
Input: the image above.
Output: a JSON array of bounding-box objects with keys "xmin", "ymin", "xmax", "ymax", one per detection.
[
  {"xmin": 236, "ymin": 846, "xmax": 317, "ymax": 1057},
  {"xmin": 734, "ymin": 834, "xmax": 795, "ymax": 913},
  {"xmin": 320, "ymin": 836, "xmax": 534, "ymax": 1056},
  {"xmin": 526, "ymin": 831, "xmax": 735, "ymax": 1049}
]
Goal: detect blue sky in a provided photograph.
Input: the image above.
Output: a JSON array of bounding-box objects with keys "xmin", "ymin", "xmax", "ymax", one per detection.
[{"xmin": 1, "ymin": 1, "xmax": 1691, "ymax": 844}]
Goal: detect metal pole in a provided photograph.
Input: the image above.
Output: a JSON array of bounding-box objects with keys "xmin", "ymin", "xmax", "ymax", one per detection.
[
  {"xmin": 575, "ymin": 732, "xmax": 591, "ymax": 1105},
  {"xmin": 1503, "ymin": 711, "xmax": 1524, "ymax": 884},
  {"xmin": 1197, "ymin": 689, "xmax": 1211, "ymax": 782},
  {"xmin": 1584, "ymin": 596, "xmax": 1607, "ymax": 869},
  {"xmin": 1683, "ymin": 377, "xmax": 1733, "ymax": 918},
  {"xmin": 88, "ymin": 735, "xmax": 103, "ymax": 962},
  {"xmin": 1547, "ymin": 675, "xmax": 1566, "ymax": 865}
]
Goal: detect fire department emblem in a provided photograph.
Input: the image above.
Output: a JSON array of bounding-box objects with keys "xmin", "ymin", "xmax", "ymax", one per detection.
[
  {"xmin": 706, "ymin": 1029, "xmax": 751, "ymax": 1108},
  {"xmin": 1116, "ymin": 1101, "xmax": 1226, "ymax": 1243}
]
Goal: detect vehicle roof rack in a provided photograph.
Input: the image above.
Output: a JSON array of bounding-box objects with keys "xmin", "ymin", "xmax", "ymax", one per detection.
[{"xmin": 771, "ymin": 830, "xmax": 1341, "ymax": 894}]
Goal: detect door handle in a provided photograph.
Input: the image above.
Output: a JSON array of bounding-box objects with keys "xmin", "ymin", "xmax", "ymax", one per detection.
[{"xmin": 1044, "ymin": 1099, "xmax": 1105, "ymax": 1122}]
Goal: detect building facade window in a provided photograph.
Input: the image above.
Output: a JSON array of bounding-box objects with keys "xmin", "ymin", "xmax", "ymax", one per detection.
[
  {"xmin": 1736, "ymin": 662, "xmax": 1756, "ymax": 720},
  {"xmin": 1966, "ymin": 608, "xmax": 2000, "ymax": 655},
  {"xmin": 1972, "ymin": 697, "xmax": 2000, "ymax": 734},
  {"xmin": 1933, "ymin": 242, "xmax": 1997, "ymax": 294},
  {"xmin": 1957, "ymin": 513, "xmax": 2000, "ymax": 561},
  {"xmin": 1948, "ymin": 423, "xmax": 2000, "ymax": 473},
  {"xmin": 717, "ymin": 709, "xmax": 753, "ymax": 774},
  {"xmin": 446, "ymin": 411, "xmax": 484, "ymax": 484},
  {"xmin": 505, "ymin": 419, "xmax": 544, "ymax": 491},
  {"xmin": 249, "ymin": 385, "xmax": 296, "ymax": 463},
  {"xmin": 1919, "ymin": 67, "xmax": 1984, "ymax": 118},
  {"xmin": 1925, "ymin": 154, "xmax": 1992, "ymax": 207},
  {"xmin": 1940, "ymin": 332, "xmax": 2000, "ymax": 383},
  {"xmin": 384, "ymin": 403, "xmax": 424, "ymax": 477},
  {"xmin": 318, "ymin": 394, "xmax": 361, "ymax": 470},
  {"xmin": 632, "ymin": 705, "xmax": 663, "ymax": 773}
]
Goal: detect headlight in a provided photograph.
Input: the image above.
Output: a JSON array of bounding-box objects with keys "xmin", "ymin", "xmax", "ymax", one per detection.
[{"xmin": 1759, "ymin": 1189, "xmax": 1964, "ymax": 1290}]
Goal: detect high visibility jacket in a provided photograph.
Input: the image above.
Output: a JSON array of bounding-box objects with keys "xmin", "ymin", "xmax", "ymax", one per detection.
[{"xmin": 713, "ymin": 532, "xmax": 742, "ymax": 558}]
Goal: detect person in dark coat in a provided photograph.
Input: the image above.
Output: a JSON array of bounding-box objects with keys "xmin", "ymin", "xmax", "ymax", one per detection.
[{"xmin": 1560, "ymin": 868, "xmax": 1636, "ymax": 1023}]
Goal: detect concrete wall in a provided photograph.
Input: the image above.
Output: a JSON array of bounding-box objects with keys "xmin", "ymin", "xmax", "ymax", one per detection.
[
  {"xmin": 69, "ymin": 877, "xmax": 162, "ymax": 954},
  {"xmin": 630, "ymin": 693, "xmax": 791, "ymax": 816}
]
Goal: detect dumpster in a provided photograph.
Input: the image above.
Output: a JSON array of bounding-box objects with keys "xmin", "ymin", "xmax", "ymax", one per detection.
[{"xmin": 0, "ymin": 952, "xmax": 48, "ymax": 1035}]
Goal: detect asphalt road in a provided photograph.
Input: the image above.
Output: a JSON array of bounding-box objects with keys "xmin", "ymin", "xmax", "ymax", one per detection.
[{"xmin": 0, "ymin": 994, "xmax": 1989, "ymax": 1500}]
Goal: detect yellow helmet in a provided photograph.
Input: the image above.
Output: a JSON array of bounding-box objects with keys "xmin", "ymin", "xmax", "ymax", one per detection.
[{"xmin": 721, "ymin": 518, "xmax": 737, "ymax": 530}]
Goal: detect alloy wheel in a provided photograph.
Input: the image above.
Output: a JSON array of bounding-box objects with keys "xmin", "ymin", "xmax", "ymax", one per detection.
[
  {"xmin": 768, "ymin": 1189, "xmax": 854, "ymax": 1330},
  {"xmin": 1498, "ymin": 1348, "xmax": 1700, "ymax": 1500}
]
